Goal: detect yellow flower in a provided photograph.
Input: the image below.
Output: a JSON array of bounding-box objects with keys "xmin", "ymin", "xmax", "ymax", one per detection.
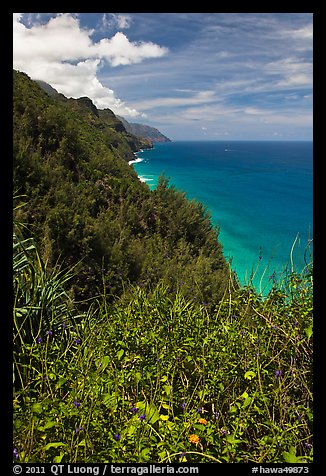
[
  {"xmin": 198, "ymin": 418, "xmax": 207, "ymax": 425},
  {"xmin": 189, "ymin": 434, "xmax": 200, "ymax": 444}
]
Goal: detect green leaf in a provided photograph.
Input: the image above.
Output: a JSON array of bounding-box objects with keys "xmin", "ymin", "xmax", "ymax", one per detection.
[
  {"xmin": 101, "ymin": 355, "xmax": 110, "ymax": 371},
  {"xmin": 305, "ymin": 325, "xmax": 313, "ymax": 340},
  {"xmin": 136, "ymin": 401, "xmax": 160, "ymax": 424},
  {"xmin": 243, "ymin": 397, "xmax": 252, "ymax": 408},
  {"xmin": 244, "ymin": 370, "xmax": 256, "ymax": 380},
  {"xmin": 43, "ymin": 442, "xmax": 66, "ymax": 451},
  {"xmin": 164, "ymin": 384, "xmax": 171, "ymax": 396},
  {"xmin": 102, "ymin": 393, "xmax": 118, "ymax": 412},
  {"xmin": 226, "ymin": 434, "xmax": 242, "ymax": 445},
  {"xmin": 55, "ymin": 378, "xmax": 68, "ymax": 390},
  {"xmin": 117, "ymin": 349, "xmax": 124, "ymax": 360},
  {"xmin": 53, "ymin": 452, "xmax": 65, "ymax": 463},
  {"xmin": 37, "ymin": 421, "xmax": 57, "ymax": 431},
  {"xmin": 31, "ymin": 402, "xmax": 43, "ymax": 414}
]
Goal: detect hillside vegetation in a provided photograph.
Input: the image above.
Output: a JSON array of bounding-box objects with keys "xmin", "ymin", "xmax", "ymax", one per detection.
[{"xmin": 13, "ymin": 70, "xmax": 313, "ymax": 464}]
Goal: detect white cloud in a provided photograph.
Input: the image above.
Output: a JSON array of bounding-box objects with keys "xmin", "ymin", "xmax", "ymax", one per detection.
[
  {"xmin": 97, "ymin": 32, "xmax": 168, "ymax": 67},
  {"xmin": 101, "ymin": 13, "xmax": 132, "ymax": 30},
  {"xmin": 130, "ymin": 90, "xmax": 217, "ymax": 111},
  {"xmin": 13, "ymin": 13, "xmax": 167, "ymax": 117},
  {"xmin": 115, "ymin": 14, "xmax": 132, "ymax": 29},
  {"xmin": 282, "ymin": 24, "xmax": 313, "ymax": 40}
]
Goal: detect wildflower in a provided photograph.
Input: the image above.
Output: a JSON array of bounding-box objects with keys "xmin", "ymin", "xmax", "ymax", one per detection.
[
  {"xmin": 131, "ymin": 405, "xmax": 138, "ymax": 414},
  {"xmin": 240, "ymin": 329, "xmax": 246, "ymax": 335},
  {"xmin": 36, "ymin": 337, "xmax": 43, "ymax": 344},
  {"xmin": 220, "ymin": 428, "xmax": 228, "ymax": 436},
  {"xmin": 75, "ymin": 338, "xmax": 82, "ymax": 345},
  {"xmin": 13, "ymin": 448, "xmax": 19, "ymax": 459},
  {"xmin": 213, "ymin": 411, "xmax": 220, "ymax": 420},
  {"xmin": 46, "ymin": 330, "xmax": 53, "ymax": 336},
  {"xmin": 189, "ymin": 434, "xmax": 200, "ymax": 444},
  {"xmin": 275, "ymin": 370, "xmax": 282, "ymax": 380},
  {"xmin": 198, "ymin": 418, "xmax": 207, "ymax": 425},
  {"xmin": 181, "ymin": 402, "xmax": 186, "ymax": 411},
  {"xmin": 73, "ymin": 401, "xmax": 81, "ymax": 408},
  {"xmin": 62, "ymin": 322, "xmax": 67, "ymax": 329},
  {"xmin": 197, "ymin": 407, "xmax": 203, "ymax": 413},
  {"xmin": 139, "ymin": 413, "xmax": 146, "ymax": 421},
  {"xmin": 75, "ymin": 426, "xmax": 84, "ymax": 434},
  {"xmin": 113, "ymin": 433, "xmax": 121, "ymax": 441}
]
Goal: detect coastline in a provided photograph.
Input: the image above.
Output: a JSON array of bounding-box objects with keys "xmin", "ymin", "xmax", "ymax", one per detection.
[{"xmin": 129, "ymin": 141, "xmax": 313, "ymax": 293}]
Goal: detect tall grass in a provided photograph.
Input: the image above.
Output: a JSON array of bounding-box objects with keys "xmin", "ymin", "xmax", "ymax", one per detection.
[{"xmin": 13, "ymin": 228, "xmax": 313, "ymax": 463}]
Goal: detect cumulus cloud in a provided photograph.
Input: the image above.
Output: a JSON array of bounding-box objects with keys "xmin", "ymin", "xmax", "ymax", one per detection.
[{"xmin": 13, "ymin": 13, "xmax": 168, "ymax": 117}]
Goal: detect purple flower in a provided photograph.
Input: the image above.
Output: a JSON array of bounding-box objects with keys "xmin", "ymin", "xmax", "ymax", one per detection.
[
  {"xmin": 181, "ymin": 402, "xmax": 186, "ymax": 411},
  {"xmin": 131, "ymin": 406, "xmax": 138, "ymax": 414},
  {"xmin": 73, "ymin": 400, "xmax": 81, "ymax": 408},
  {"xmin": 62, "ymin": 322, "xmax": 67, "ymax": 329},
  {"xmin": 213, "ymin": 411, "xmax": 220, "ymax": 420},
  {"xmin": 36, "ymin": 336, "xmax": 43, "ymax": 344},
  {"xmin": 75, "ymin": 426, "xmax": 84, "ymax": 434},
  {"xmin": 275, "ymin": 370, "xmax": 282, "ymax": 380},
  {"xmin": 13, "ymin": 448, "xmax": 19, "ymax": 459},
  {"xmin": 113, "ymin": 433, "xmax": 121, "ymax": 441},
  {"xmin": 197, "ymin": 407, "xmax": 203, "ymax": 414},
  {"xmin": 46, "ymin": 330, "xmax": 53, "ymax": 336},
  {"xmin": 75, "ymin": 338, "xmax": 82, "ymax": 345},
  {"xmin": 139, "ymin": 413, "xmax": 146, "ymax": 421}
]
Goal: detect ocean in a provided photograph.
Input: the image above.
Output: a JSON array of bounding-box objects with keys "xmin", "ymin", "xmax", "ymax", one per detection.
[{"xmin": 130, "ymin": 141, "xmax": 313, "ymax": 292}]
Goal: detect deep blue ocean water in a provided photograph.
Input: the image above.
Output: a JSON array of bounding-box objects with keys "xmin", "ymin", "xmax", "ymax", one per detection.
[{"xmin": 131, "ymin": 141, "xmax": 313, "ymax": 292}]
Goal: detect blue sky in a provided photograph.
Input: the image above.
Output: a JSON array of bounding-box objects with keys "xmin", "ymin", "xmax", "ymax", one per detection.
[{"xmin": 13, "ymin": 13, "xmax": 313, "ymax": 140}]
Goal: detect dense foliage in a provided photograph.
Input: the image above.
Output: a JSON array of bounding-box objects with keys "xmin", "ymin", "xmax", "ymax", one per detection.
[
  {"xmin": 13, "ymin": 70, "xmax": 231, "ymax": 304},
  {"xmin": 13, "ymin": 224, "xmax": 313, "ymax": 463},
  {"xmin": 13, "ymin": 70, "xmax": 313, "ymax": 464}
]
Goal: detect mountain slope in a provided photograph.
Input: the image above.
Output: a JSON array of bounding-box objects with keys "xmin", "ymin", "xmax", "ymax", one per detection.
[
  {"xmin": 13, "ymin": 70, "xmax": 230, "ymax": 304},
  {"xmin": 118, "ymin": 116, "xmax": 171, "ymax": 143},
  {"xmin": 36, "ymin": 79, "xmax": 153, "ymax": 149}
]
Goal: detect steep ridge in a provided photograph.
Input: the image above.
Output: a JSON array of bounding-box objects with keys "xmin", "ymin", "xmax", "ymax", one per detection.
[{"xmin": 13, "ymin": 69, "xmax": 230, "ymax": 304}]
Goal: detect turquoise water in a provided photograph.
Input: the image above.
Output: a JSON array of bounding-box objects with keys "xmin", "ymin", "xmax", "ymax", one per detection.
[{"xmin": 131, "ymin": 141, "xmax": 313, "ymax": 292}]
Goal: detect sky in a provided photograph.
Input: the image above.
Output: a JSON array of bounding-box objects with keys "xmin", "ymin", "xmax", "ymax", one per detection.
[{"xmin": 13, "ymin": 12, "xmax": 313, "ymax": 141}]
